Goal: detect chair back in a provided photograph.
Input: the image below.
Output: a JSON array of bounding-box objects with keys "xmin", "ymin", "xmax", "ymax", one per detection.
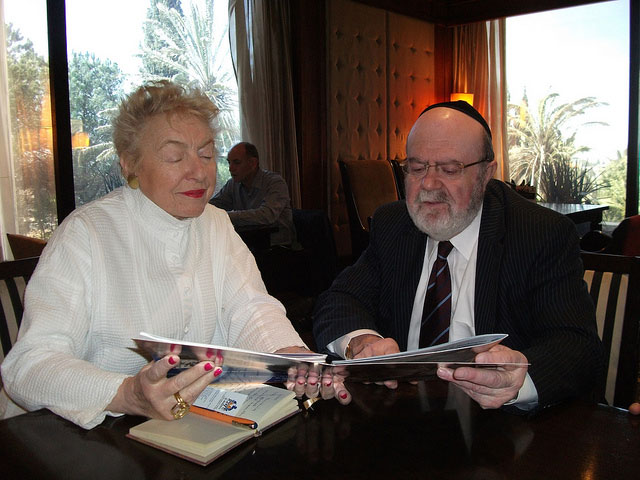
[
  {"xmin": 339, "ymin": 159, "xmax": 399, "ymax": 260},
  {"xmin": 0, "ymin": 257, "xmax": 39, "ymax": 362},
  {"xmin": 389, "ymin": 159, "xmax": 406, "ymax": 199},
  {"xmin": 7, "ymin": 233, "xmax": 47, "ymax": 259},
  {"xmin": 607, "ymin": 215, "xmax": 640, "ymax": 257},
  {"xmin": 581, "ymin": 252, "xmax": 640, "ymax": 408}
]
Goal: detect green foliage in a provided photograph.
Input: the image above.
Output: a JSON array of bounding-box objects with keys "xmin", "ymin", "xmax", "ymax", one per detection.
[
  {"xmin": 216, "ymin": 155, "xmax": 231, "ymax": 192},
  {"xmin": 5, "ymin": 24, "xmax": 56, "ymax": 238},
  {"xmin": 508, "ymin": 93, "xmax": 607, "ymax": 203},
  {"xmin": 139, "ymin": 0, "xmax": 239, "ymax": 153},
  {"xmin": 597, "ymin": 150, "xmax": 627, "ymax": 223},
  {"xmin": 141, "ymin": 0, "xmax": 184, "ymax": 79},
  {"xmin": 5, "ymin": 24, "xmax": 48, "ymax": 139},
  {"xmin": 538, "ymin": 155, "xmax": 605, "ymax": 204},
  {"xmin": 68, "ymin": 52, "xmax": 125, "ymax": 142},
  {"xmin": 15, "ymin": 150, "xmax": 57, "ymax": 238},
  {"xmin": 68, "ymin": 53, "xmax": 126, "ymax": 205}
]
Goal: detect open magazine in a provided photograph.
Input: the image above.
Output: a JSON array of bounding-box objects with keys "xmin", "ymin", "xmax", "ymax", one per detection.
[
  {"xmin": 329, "ymin": 333, "xmax": 530, "ymax": 382},
  {"xmin": 133, "ymin": 332, "xmax": 528, "ymax": 384},
  {"xmin": 134, "ymin": 332, "xmax": 326, "ymax": 383}
]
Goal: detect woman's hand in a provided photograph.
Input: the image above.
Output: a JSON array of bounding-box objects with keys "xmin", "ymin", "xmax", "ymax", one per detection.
[
  {"xmin": 107, "ymin": 354, "xmax": 223, "ymax": 420},
  {"xmin": 276, "ymin": 346, "xmax": 352, "ymax": 405}
]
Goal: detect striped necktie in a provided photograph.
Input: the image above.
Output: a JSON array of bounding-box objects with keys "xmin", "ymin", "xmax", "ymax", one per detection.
[{"xmin": 419, "ymin": 240, "xmax": 454, "ymax": 348}]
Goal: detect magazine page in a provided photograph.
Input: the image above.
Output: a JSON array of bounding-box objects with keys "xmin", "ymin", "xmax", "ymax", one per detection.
[
  {"xmin": 327, "ymin": 334, "xmax": 530, "ymax": 383},
  {"xmin": 133, "ymin": 332, "xmax": 326, "ymax": 384},
  {"xmin": 332, "ymin": 333, "xmax": 509, "ymax": 365}
]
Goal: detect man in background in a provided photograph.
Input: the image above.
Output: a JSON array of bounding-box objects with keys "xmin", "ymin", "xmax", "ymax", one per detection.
[
  {"xmin": 313, "ymin": 101, "xmax": 602, "ymax": 412},
  {"xmin": 210, "ymin": 142, "xmax": 295, "ymax": 246}
]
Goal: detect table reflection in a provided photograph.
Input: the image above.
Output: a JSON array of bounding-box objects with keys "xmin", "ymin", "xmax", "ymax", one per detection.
[{"xmin": 1, "ymin": 381, "xmax": 637, "ymax": 480}]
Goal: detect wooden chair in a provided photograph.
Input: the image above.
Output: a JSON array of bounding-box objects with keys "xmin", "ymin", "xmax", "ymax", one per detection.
[
  {"xmin": 581, "ymin": 252, "xmax": 640, "ymax": 408},
  {"xmin": 0, "ymin": 257, "xmax": 39, "ymax": 362},
  {"xmin": 389, "ymin": 159, "xmax": 406, "ymax": 199},
  {"xmin": 7, "ymin": 233, "xmax": 47, "ymax": 259},
  {"xmin": 339, "ymin": 159, "xmax": 400, "ymax": 261}
]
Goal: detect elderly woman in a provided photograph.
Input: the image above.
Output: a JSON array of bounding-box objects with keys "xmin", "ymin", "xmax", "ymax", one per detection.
[{"xmin": 0, "ymin": 80, "xmax": 349, "ymax": 429}]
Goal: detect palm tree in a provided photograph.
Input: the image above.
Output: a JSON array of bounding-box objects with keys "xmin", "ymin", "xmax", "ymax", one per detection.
[
  {"xmin": 508, "ymin": 93, "xmax": 606, "ymax": 196},
  {"xmin": 140, "ymin": 0, "xmax": 239, "ymax": 153}
]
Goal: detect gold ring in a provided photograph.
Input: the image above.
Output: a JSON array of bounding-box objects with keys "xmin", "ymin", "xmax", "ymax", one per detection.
[{"xmin": 171, "ymin": 392, "xmax": 190, "ymax": 419}]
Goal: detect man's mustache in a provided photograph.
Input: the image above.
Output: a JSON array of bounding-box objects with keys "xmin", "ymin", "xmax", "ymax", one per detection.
[{"xmin": 415, "ymin": 190, "xmax": 450, "ymax": 204}]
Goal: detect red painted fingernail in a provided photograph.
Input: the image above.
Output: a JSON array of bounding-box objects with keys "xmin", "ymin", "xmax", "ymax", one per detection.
[
  {"xmin": 204, "ymin": 362, "xmax": 213, "ymax": 371},
  {"xmin": 308, "ymin": 379, "xmax": 317, "ymax": 386},
  {"xmin": 214, "ymin": 367, "xmax": 223, "ymax": 377},
  {"xmin": 340, "ymin": 392, "xmax": 348, "ymax": 399},
  {"xmin": 170, "ymin": 344, "xmax": 176, "ymax": 352},
  {"xmin": 325, "ymin": 380, "xmax": 332, "ymax": 387},
  {"xmin": 298, "ymin": 378, "xmax": 306, "ymax": 385},
  {"xmin": 168, "ymin": 356, "xmax": 177, "ymax": 365},
  {"xmin": 216, "ymin": 354, "xmax": 223, "ymax": 363},
  {"xmin": 206, "ymin": 349, "xmax": 214, "ymax": 359}
]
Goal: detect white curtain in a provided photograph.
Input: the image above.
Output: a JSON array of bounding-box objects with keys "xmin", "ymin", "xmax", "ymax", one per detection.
[
  {"xmin": 228, "ymin": 0, "xmax": 301, "ymax": 207},
  {"xmin": 0, "ymin": 2, "xmax": 16, "ymax": 260},
  {"xmin": 452, "ymin": 19, "xmax": 508, "ymax": 181}
]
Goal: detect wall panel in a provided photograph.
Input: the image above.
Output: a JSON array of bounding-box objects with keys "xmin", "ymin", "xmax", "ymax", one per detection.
[{"xmin": 326, "ymin": 0, "xmax": 436, "ymax": 256}]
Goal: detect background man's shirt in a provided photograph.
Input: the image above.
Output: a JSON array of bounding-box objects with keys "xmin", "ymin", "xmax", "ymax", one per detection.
[{"xmin": 211, "ymin": 169, "xmax": 295, "ymax": 246}]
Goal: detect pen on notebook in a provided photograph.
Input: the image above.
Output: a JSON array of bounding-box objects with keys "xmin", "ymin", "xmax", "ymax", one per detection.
[{"xmin": 190, "ymin": 405, "xmax": 258, "ymax": 430}]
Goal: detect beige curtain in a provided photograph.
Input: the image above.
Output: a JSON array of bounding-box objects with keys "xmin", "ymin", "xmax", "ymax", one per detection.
[
  {"xmin": 0, "ymin": 3, "xmax": 16, "ymax": 260},
  {"xmin": 452, "ymin": 19, "xmax": 508, "ymax": 181},
  {"xmin": 228, "ymin": 0, "xmax": 301, "ymax": 207}
]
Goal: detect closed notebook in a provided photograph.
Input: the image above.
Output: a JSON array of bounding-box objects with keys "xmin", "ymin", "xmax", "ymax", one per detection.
[{"xmin": 127, "ymin": 383, "xmax": 300, "ymax": 466}]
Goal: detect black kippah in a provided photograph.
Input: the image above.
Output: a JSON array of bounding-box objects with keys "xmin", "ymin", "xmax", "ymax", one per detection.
[{"xmin": 419, "ymin": 101, "xmax": 492, "ymax": 139}]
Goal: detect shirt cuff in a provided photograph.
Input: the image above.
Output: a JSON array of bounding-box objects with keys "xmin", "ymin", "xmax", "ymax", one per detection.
[
  {"xmin": 326, "ymin": 329, "xmax": 382, "ymax": 358},
  {"xmin": 504, "ymin": 372, "xmax": 539, "ymax": 411}
]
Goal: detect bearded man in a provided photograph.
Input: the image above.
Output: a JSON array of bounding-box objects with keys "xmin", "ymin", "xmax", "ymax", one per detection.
[{"xmin": 312, "ymin": 101, "xmax": 602, "ymax": 412}]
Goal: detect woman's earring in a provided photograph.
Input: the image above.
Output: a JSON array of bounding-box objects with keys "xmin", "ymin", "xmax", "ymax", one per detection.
[{"xmin": 127, "ymin": 175, "xmax": 139, "ymax": 190}]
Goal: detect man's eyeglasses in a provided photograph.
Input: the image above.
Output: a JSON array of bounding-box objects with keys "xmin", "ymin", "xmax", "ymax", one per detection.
[{"xmin": 401, "ymin": 158, "xmax": 490, "ymax": 179}]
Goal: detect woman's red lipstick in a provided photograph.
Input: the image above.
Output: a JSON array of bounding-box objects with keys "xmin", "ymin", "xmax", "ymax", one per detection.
[{"xmin": 181, "ymin": 189, "xmax": 206, "ymax": 198}]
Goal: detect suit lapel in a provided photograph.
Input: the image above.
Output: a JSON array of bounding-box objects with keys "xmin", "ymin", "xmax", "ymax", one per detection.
[
  {"xmin": 388, "ymin": 205, "xmax": 426, "ymax": 350},
  {"xmin": 475, "ymin": 181, "xmax": 506, "ymax": 335}
]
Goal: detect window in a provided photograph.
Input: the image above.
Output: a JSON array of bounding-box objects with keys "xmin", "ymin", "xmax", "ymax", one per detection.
[
  {"xmin": 1, "ymin": 0, "xmax": 239, "ymax": 245},
  {"xmin": 506, "ymin": 0, "xmax": 630, "ymax": 228},
  {"xmin": 2, "ymin": 0, "xmax": 56, "ymax": 239}
]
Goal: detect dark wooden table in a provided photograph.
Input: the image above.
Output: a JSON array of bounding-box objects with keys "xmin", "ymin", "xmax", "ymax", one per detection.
[
  {"xmin": 539, "ymin": 203, "xmax": 609, "ymax": 231},
  {"xmin": 1, "ymin": 381, "xmax": 638, "ymax": 479}
]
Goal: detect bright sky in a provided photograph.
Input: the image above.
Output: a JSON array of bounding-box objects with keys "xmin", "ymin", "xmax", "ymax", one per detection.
[
  {"xmin": 507, "ymin": 0, "xmax": 630, "ymax": 166},
  {"xmin": 4, "ymin": 0, "xmax": 631, "ymax": 166}
]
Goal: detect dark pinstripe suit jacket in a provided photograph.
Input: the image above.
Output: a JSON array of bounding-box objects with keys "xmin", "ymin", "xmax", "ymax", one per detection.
[{"xmin": 313, "ymin": 180, "xmax": 602, "ymax": 408}]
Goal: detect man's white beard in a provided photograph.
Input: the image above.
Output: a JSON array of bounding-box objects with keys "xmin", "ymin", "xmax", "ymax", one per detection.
[{"xmin": 407, "ymin": 175, "xmax": 486, "ymax": 241}]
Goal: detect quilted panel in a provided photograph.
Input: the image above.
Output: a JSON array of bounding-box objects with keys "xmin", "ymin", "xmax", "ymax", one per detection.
[
  {"xmin": 387, "ymin": 14, "xmax": 436, "ymax": 160},
  {"xmin": 326, "ymin": 0, "xmax": 435, "ymax": 257},
  {"xmin": 327, "ymin": 0, "xmax": 387, "ymax": 256}
]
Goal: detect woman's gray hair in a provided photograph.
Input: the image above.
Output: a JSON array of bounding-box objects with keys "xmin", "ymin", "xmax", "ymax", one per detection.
[{"xmin": 113, "ymin": 80, "xmax": 219, "ymax": 172}]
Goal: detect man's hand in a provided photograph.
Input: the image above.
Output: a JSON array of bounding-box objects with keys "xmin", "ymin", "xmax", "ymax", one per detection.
[
  {"xmin": 436, "ymin": 344, "xmax": 528, "ymax": 409},
  {"xmin": 348, "ymin": 335, "xmax": 400, "ymax": 389}
]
